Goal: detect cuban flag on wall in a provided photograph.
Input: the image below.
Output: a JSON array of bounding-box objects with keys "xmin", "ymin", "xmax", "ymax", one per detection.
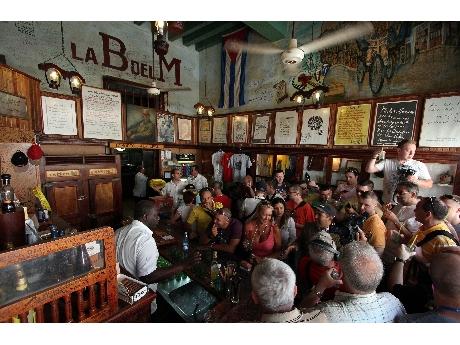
[{"xmin": 219, "ymin": 28, "xmax": 249, "ymax": 109}]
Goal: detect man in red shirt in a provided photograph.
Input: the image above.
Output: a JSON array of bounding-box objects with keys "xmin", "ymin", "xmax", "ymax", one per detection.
[
  {"xmin": 286, "ymin": 185, "xmax": 315, "ymax": 238},
  {"xmin": 212, "ymin": 181, "xmax": 232, "ymax": 209}
]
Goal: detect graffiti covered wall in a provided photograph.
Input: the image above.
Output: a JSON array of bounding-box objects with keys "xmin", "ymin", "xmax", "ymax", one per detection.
[
  {"xmin": 0, "ymin": 21, "xmax": 199, "ymax": 115},
  {"xmin": 202, "ymin": 21, "xmax": 460, "ymax": 114}
]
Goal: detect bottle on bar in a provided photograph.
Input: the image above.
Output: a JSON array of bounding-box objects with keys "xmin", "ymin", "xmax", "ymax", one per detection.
[
  {"xmin": 182, "ymin": 231, "xmax": 189, "ymax": 258},
  {"xmin": 1, "ymin": 174, "xmax": 16, "ymax": 213},
  {"xmin": 210, "ymin": 251, "xmax": 220, "ymax": 291}
]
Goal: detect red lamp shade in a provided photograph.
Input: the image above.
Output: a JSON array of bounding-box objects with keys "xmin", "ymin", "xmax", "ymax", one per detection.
[{"xmin": 27, "ymin": 143, "xmax": 44, "ymax": 160}]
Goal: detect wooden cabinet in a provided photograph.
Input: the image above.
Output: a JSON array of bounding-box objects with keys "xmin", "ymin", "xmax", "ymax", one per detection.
[
  {"xmin": 0, "ymin": 226, "xmax": 118, "ymax": 323},
  {"xmin": 41, "ymin": 155, "xmax": 122, "ymax": 230}
]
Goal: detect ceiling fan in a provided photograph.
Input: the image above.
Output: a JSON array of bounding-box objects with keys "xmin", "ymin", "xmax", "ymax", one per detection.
[{"xmin": 226, "ymin": 22, "xmax": 374, "ymax": 68}]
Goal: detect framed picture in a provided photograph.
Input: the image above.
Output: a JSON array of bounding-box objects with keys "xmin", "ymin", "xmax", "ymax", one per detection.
[
  {"xmin": 232, "ymin": 115, "xmax": 249, "ymax": 143},
  {"xmin": 177, "ymin": 117, "xmax": 192, "ymax": 141},
  {"xmin": 331, "ymin": 158, "xmax": 341, "ymax": 172},
  {"xmin": 212, "ymin": 116, "xmax": 228, "ymax": 144},
  {"xmin": 126, "ymin": 104, "xmax": 156, "ymax": 142},
  {"xmin": 345, "ymin": 159, "xmax": 362, "ymax": 171},
  {"xmin": 156, "ymin": 113, "xmax": 175, "ymax": 143},
  {"xmin": 256, "ymin": 154, "xmax": 274, "ymax": 177},
  {"xmin": 0, "ymin": 91, "xmax": 28, "ymax": 119},
  {"xmin": 198, "ymin": 118, "xmax": 212, "ymax": 143},
  {"xmin": 252, "ymin": 113, "xmax": 271, "ymax": 144}
]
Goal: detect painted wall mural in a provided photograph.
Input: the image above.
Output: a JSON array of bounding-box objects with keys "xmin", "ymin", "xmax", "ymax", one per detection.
[
  {"xmin": 0, "ymin": 21, "xmax": 200, "ymax": 115},
  {"xmin": 201, "ymin": 21, "xmax": 460, "ymax": 114}
]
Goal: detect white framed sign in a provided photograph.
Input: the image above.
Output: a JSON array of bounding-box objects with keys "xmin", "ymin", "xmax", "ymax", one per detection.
[
  {"xmin": 419, "ymin": 95, "xmax": 460, "ymax": 147},
  {"xmin": 82, "ymin": 85, "xmax": 122, "ymax": 140},
  {"xmin": 41, "ymin": 96, "xmax": 77, "ymax": 135},
  {"xmin": 274, "ymin": 111, "xmax": 298, "ymax": 145},
  {"xmin": 212, "ymin": 117, "xmax": 228, "ymax": 144},
  {"xmin": 299, "ymin": 107, "xmax": 330, "ymax": 145}
]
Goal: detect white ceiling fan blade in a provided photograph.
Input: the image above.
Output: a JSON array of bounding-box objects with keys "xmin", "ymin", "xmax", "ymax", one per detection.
[
  {"xmin": 225, "ymin": 40, "xmax": 283, "ymax": 55},
  {"xmin": 298, "ymin": 22, "xmax": 374, "ymax": 54}
]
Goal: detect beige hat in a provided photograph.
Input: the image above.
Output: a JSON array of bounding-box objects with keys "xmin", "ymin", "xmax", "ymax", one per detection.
[{"xmin": 310, "ymin": 230, "xmax": 338, "ymax": 252}]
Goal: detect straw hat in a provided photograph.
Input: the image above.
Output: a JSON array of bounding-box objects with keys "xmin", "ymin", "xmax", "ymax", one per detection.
[{"xmin": 149, "ymin": 179, "xmax": 166, "ymax": 189}]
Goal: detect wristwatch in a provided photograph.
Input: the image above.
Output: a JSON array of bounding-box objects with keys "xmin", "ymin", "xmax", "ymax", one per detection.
[
  {"xmin": 310, "ymin": 285, "xmax": 324, "ymax": 298},
  {"xmin": 394, "ymin": 257, "xmax": 406, "ymax": 264}
]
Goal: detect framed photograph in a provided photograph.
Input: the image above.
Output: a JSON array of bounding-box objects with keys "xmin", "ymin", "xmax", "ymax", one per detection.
[
  {"xmin": 345, "ymin": 159, "xmax": 362, "ymax": 171},
  {"xmin": 156, "ymin": 113, "xmax": 175, "ymax": 143},
  {"xmin": 164, "ymin": 171, "xmax": 171, "ymax": 179},
  {"xmin": 331, "ymin": 158, "xmax": 341, "ymax": 172},
  {"xmin": 256, "ymin": 154, "xmax": 274, "ymax": 177},
  {"xmin": 177, "ymin": 117, "xmax": 192, "ymax": 141},
  {"xmin": 126, "ymin": 104, "xmax": 156, "ymax": 142}
]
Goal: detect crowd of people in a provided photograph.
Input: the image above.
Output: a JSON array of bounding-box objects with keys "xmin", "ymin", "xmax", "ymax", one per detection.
[{"xmin": 120, "ymin": 139, "xmax": 460, "ymax": 322}]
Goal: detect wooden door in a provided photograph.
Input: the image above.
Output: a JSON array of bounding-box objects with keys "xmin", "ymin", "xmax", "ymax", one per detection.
[
  {"xmin": 88, "ymin": 177, "xmax": 122, "ymax": 228},
  {"xmin": 45, "ymin": 180, "xmax": 89, "ymax": 228}
]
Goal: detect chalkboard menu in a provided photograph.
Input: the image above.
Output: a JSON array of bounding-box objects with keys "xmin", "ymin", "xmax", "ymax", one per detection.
[{"xmin": 371, "ymin": 100, "xmax": 418, "ymax": 146}]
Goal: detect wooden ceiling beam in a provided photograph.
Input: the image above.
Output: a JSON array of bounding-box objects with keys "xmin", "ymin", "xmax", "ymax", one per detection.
[
  {"xmin": 169, "ymin": 21, "xmax": 210, "ymax": 41},
  {"xmin": 243, "ymin": 21, "xmax": 289, "ymax": 41},
  {"xmin": 182, "ymin": 22, "xmax": 244, "ymax": 46}
]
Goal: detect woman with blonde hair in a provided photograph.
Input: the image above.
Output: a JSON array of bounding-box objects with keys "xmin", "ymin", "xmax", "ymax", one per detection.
[{"xmin": 242, "ymin": 201, "xmax": 282, "ymax": 263}]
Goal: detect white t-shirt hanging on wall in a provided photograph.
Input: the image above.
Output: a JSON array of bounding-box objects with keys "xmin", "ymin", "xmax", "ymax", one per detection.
[
  {"xmin": 212, "ymin": 151, "xmax": 225, "ymax": 182},
  {"xmin": 230, "ymin": 154, "xmax": 252, "ymax": 182}
]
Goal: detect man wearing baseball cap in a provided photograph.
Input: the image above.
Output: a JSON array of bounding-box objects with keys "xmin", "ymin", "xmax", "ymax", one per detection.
[{"xmin": 298, "ymin": 203, "xmax": 342, "ymax": 260}]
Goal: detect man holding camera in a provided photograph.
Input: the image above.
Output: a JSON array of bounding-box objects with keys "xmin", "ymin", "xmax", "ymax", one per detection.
[{"xmin": 366, "ymin": 139, "xmax": 432, "ymax": 204}]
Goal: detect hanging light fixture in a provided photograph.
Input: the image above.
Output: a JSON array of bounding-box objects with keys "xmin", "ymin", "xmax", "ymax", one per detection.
[
  {"xmin": 290, "ymin": 85, "xmax": 329, "ymax": 108},
  {"xmin": 38, "ymin": 22, "xmax": 85, "ymax": 94},
  {"xmin": 152, "ymin": 22, "xmax": 169, "ymax": 56},
  {"xmin": 193, "ymin": 48, "xmax": 215, "ymax": 118},
  {"xmin": 154, "ymin": 21, "xmax": 168, "ymax": 36},
  {"xmin": 148, "ymin": 26, "xmax": 162, "ymax": 96},
  {"xmin": 194, "ymin": 81, "xmax": 215, "ymax": 117}
]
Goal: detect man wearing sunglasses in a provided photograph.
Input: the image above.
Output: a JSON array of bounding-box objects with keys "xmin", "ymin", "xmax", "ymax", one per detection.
[
  {"xmin": 440, "ymin": 194, "xmax": 460, "ymax": 239},
  {"xmin": 411, "ymin": 197, "xmax": 458, "ymax": 264},
  {"xmin": 366, "ymin": 139, "xmax": 432, "ymax": 204}
]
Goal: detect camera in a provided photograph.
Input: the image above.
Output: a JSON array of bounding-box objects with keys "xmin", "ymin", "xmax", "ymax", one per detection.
[
  {"xmin": 343, "ymin": 213, "xmax": 367, "ymax": 243},
  {"xmin": 397, "ymin": 165, "xmax": 416, "ymax": 181},
  {"xmin": 330, "ymin": 270, "xmax": 340, "ymax": 280}
]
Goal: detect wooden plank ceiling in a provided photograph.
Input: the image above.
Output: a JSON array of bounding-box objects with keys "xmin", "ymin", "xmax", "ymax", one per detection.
[{"xmin": 137, "ymin": 21, "xmax": 291, "ymax": 51}]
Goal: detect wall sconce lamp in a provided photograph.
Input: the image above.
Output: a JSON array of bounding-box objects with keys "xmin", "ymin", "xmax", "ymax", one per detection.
[
  {"xmin": 37, "ymin": 22, "xmax": 85, "ymax": 94},
  {"xmin": 290, "ymin": 84, "xmax": 329, "ymax": 108}
]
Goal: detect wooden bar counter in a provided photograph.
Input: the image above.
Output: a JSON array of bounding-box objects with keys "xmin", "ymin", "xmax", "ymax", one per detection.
[{"xmin": 154, "ymin": 224, "xmax": 261, "ymax": 322}]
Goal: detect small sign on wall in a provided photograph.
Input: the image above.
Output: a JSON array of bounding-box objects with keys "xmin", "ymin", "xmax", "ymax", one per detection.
[{"xmin": 0, "ymin": 91, "xmax": 28, "ymax": 119}]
